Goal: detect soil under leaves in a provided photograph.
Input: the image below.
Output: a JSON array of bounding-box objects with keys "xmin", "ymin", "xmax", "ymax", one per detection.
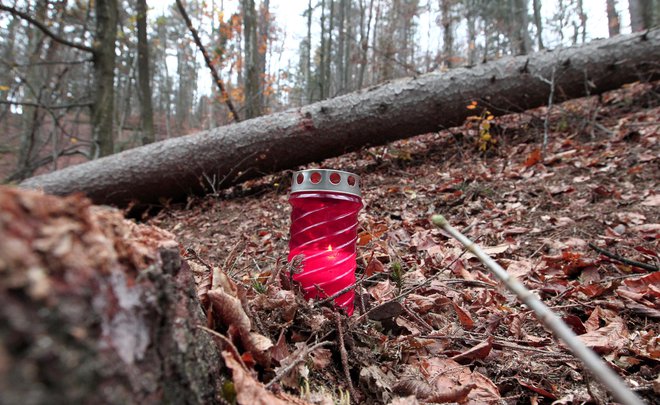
[{"xmin": 150, "ymin": 81, "xmax": 659, "ymax": 404}]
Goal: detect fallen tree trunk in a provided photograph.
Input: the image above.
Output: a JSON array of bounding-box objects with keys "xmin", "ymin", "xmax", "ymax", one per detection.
[
  {"xmin": 0, "ymin": 186, "xmax": 223, "ymax": 403},
  {"xmin": 21, "ymin": 29, "xmax": 660, "ymax": 206}
]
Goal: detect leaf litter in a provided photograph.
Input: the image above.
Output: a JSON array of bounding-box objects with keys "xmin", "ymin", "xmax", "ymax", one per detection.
[{"xmin": 151, "ymin": 81, "xmax": 659, "ymax": 404}]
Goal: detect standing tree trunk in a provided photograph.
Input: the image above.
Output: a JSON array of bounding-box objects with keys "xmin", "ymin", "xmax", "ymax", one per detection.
[
  {"xmin": 92, "ymin": 0, "xmax": 118, "ymax": 158},
  {"xmin": 357, "ymin": 0, "xmax": 374, "ymax": 89},
  {"xmin": 466, "ymin": 0, "xmax": 477, "ymax": 65},
  {"xmin": 136, "ymin": 0, "xmax": 155, "ymax": 145},
  {"xmin": 576, "ymin": 0, "xmax": 587, "ymax": 43},
  {"xmin": 532, "ymin": 0, "xmax": 544, "ymax": 50},
  {"xmin": 440, "ymin": 0, "xmax": 454, "ymax": 68},
  {"xmin": 512, "ymin": 0, "xmax": 531, "ymax": 55},
  {"xmin": 343, "ymin": 0, "xmax": 352, "ymax": 92},
  {"xmin": 336, "ymin": 0, "xmax": 346, "ymax": 94},
  {"xmin": 326, "ymin": 0, "xmax": 334, "ymax": 97},
  {"xmin": 305, "ymin": 0, "xmax": 314, "ymax": 103},
  {"xmin": 242, "ymin": 0, "xmax": 261, "ymax": 118},
  {"xmin": 257, "ymin": 0, "xmax": 270, "ymax": 111},
  {"xmin": 319, "ymin": 0, "xmax": 327, "ymax": 98},
  {"xmin": 629, "ymin": 0, "xmax": 656, "ymax": 32},
  {"xmin": 20, "ymin": 29, "xmax": 660, "ymax": 206},
  {"xmin": 606, "ymin": 0, "xmax": 621, "ymax": 37}
]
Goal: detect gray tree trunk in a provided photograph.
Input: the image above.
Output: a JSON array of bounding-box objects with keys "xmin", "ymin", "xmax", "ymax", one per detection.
[
  {"xmin": 92, "ymin": 0, "xmax": 118, "ymax": 158},
  {"xmin": 21, "ymin": 30, "xmax": 660, "ymax": 207},
  {"xmin": 137, "ymin": 0, "xmax": 155, "ymax": 145},
  {"xmin": 532, "ymin": 0, "xmax": 544, "ymax": 50},
  {"xmin": 440, "ymin": 0, "xmax": 454, "ymax": 67},
  {"xmin": 305, "ymin": 0, "xmax": 313, "ymax": 103},
  {"xmin": 242, "ymin": 0, "xmax": 260, "ymax": 118},
  {"xmin": 629, "ymin": 0, "xmax": 656, "ymax": 32},
  {"xmin": 606, "ymin": 0, "xmax": 621, "ymax": 37}
]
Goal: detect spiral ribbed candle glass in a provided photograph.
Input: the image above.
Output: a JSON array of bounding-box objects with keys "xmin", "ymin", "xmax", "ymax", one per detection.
[{"xmin": 288, "ymin": 169, "xmax": 363, "ymax": 315}]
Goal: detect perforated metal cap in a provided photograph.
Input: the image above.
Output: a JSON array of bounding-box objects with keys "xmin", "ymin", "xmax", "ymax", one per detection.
[{"xmin": 291, "ymin": 169, "xmax": 361, "ymax": 198}]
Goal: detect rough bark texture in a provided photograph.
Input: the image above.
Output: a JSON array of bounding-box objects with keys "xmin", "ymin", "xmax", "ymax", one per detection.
[
  {"xmin": 137, "ymin": 0, "xmax": 155, "ymax": 145},
  {"xmin": 21, "ymin": 30, "xmax": 660, "ymax": 207},
  {"xmin": 0, "ymin": 186, "xmax": 223, "ymax": 404},
  {"xmin": 92, "ymin": 0, "xmax": 118, "ymax": 158},
  {"xmin": 242, "ymin": 0, "xmax": 261, "ymax": 119},
  {"xmin": 606, "ymin": 0, "xmax": 621, "ymax": 37}
]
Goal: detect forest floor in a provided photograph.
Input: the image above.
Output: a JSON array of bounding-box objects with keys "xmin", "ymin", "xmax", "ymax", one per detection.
[{"xmin": 150, "ymin": 81, "xmax": 659, "ymax": 404}]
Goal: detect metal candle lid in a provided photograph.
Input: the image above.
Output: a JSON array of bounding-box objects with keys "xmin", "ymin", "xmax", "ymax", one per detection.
[{"xmin": 291, "ymin": 169, "xmax": 361, "ymax": 198}]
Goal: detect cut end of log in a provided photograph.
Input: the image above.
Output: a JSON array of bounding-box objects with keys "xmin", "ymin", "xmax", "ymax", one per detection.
[{"xmin": 0, "ymin": 185, "xmax": 223, "ymax": 403}]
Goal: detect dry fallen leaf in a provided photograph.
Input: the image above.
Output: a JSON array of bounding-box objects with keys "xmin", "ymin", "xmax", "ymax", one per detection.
[
  {"xmin": 222, "ymin": 351, "xmax": 289, "ymax": 405},
  {"xmin": 577, "ymin": 317, "xmax": 629, "ymax": 354}
]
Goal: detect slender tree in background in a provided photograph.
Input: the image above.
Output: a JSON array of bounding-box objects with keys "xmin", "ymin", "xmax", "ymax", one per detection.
[
  {"xmin": 305, "ymin": 0, "xmax": 313, "ymax": 103},
  {"xmin": 241, "ymin": 0, "xmax": 262, "ymax": 118},
  {"xmin": 92, "ymin": 0, "xmax": 118, "ymax": 157},
  {"xmin": 606, "ymin": 0, "xmax": 621, "ymax": 37},
  {"xmin": 357, "ymin": 0, "xmax": 374, "ymax": 89},
  {"xmin": 440, "ymin": 0, "xmax": 455, "ymax": 67},
  {"xmin": 136, "ymin": 0, "xmax": 155, "ymax": 145},
  {"xmin": 532, "ymin": 0, "xmax": 544, "ymax": 50},
  {"xmin": 629, "ymin": 0, "xmax": 658, "ymax": 31},
  {"xmin": 2, "ymin": 0, "xmax": 658, "ymax": 183},
  {"xmin": 257, "ymin": 0, "xmax": 270, "ymax": 110},
  {"xmin": 511, "ymin": 0, "xmax": 531, "ymax": 55}
]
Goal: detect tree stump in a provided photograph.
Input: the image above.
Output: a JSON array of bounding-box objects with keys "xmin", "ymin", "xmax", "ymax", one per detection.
[{"xmin": 0, "ymin": 186, "xmax": 223, "ymax": 404}]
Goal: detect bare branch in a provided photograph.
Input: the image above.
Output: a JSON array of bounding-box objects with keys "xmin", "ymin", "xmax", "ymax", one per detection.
[
  {"xmin": 0, "ymin": 100, "xmax": 93, "ymax": 110},
  {"xmin": 175, "ymin": 0, "xmax": 241, "ymax": 123},
  {"xmin": 431, "ymin": 214, "xmax": 643, "ymax": 405},
  {"xmin": 0, "ymin": 4, "xmax": 95, "ymax": 53}
]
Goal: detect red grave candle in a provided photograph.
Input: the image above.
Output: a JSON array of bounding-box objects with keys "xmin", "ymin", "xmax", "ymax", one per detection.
[{"xmin": 288, "ymin": 169, "xmax": 363, "ymax": 315}]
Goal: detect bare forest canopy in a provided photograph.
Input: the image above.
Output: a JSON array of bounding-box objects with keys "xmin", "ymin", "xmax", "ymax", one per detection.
[
  {"xmin": 19, "ymin": 29, "xmax": 660, "ymax": 206},
  {"xmin": 0, "ymin": 0, "xmax": 658, "ymax": 184}
]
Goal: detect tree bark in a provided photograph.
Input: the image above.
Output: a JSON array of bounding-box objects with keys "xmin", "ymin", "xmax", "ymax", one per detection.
[
  {"xmin": 0, "ymin": 186, "xmax": 223, "ymax": 403},
  {"xmin": 91, "ymin": 0, "xmax": 118, "ymax": 158},
  {"xmin": 20, "ymin": 30, "xmax": 660, "ymax": 207},
  {"xmin": 305, "ymin": 0, "xmax": 313, "ymax": 103},
  {"xmin": 629, "ymin": 0, "xmax": 656, "ymax": 32},
  {"xmin": 606, "ymin": 0, "xmax": 621, "ymax": 37},
  {"xmin": 241, "ymin": 0, "xmax": 261, "ymax": 118},
  {"xmin": 440, "ymin": 0, "xmax": 454, "ymax": 68},
  {"xmin": 137, "ymin": 0, "xmax": 155, "ymax": 145},
  {"xmin": 532, "ymin": 0, "xmax": 544, "ymax": 50}
]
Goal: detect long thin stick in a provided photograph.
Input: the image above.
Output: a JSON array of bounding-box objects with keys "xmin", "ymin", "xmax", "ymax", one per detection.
[
  {"xmin": 588, "ymin": 242, "xmax": 659, "ymax": 272},
  {"xmin": 431, "ymin": 214, "xmax": 643, "ymax": 405}
]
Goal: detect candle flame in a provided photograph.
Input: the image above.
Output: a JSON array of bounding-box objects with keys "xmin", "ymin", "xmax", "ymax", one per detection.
[{"xmin": 327, "ymin": 245, "xmax": 333, "ymax": 251}]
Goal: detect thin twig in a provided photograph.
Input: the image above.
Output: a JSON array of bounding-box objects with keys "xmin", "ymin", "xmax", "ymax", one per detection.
[
  {"xmin": 0, "ymin": 4, "xmax": 95, "ymax": 53},
  {"xmin": 198, "ymin": 325, "xmax": 248, "ymax": 371},
  {"xmin": 175, "ymin": 0, "xmax": 240, "ymax": 122},
  {"xmin": 186, "ymin": 247, "xmax": 213, "ymax": 271},
  {"xmin": 0, "ymin": 100, "xmax": 92, "ymax": 109},
  {"xmin": 431, "ymin": 214, "xmax": 643, "ymax": 405},
  {"xmin": 541, "ymin": 65, "xmax": 556, "ymax": 154},
  {"xmin": 264, "ymin": 341, "xmax": 334, "ymax": 389},
  {"xmin": 588, "ymin": 243, "xmax": 658, "ymax": 272},
  {"xmin": 317, "ymin": 272, "xmax": 366, "ymax": 306},
  {"xmin": 335, "ymin": 312, "xmax": 358, "ymax": 402}
]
